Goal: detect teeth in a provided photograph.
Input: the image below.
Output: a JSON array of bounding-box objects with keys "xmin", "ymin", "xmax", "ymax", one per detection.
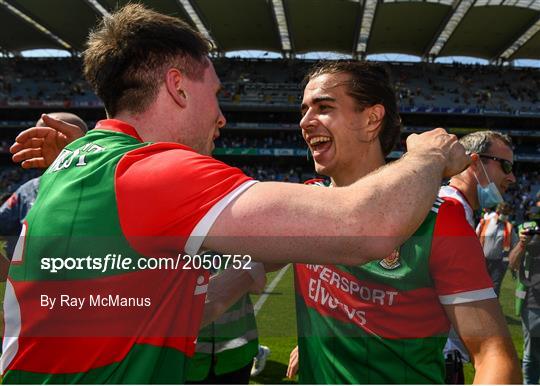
[{"xmin": 309, "ymin": 136, "xmax": 332, "ymax": 145}]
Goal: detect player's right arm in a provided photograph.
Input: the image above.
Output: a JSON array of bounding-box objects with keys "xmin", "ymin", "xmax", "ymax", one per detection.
[
  {"xmin": 13, "ymin": 118, "xmax": 469, "ymax": 265},
  {"xmin": 206, "ymin": 129, "xmax": 469, "ymax": 264}
]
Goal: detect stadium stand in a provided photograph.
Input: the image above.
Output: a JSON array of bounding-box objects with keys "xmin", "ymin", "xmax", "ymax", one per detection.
[
  {"xmin": 1, "ymin": 57, "xmax": 539, "ymax": 222},
  {"xmin": 1, "ymin": 58, "xmax": 539, "ymax": 115}
]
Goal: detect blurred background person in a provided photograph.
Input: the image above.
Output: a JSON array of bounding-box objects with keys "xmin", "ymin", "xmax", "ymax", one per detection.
[
  {"xmin": 511, "ymin": 202, "xmax": 540, "ymax": 384},
  {"xmin": 477, "ymin": 202, "xmax": 521, "ymax": 296}
]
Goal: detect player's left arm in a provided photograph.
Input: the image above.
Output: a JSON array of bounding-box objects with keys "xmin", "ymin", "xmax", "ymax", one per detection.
[
  {"xmin": 443, "ymin": 300, "xmax": 521, "ymax": 384},
  {"xmin": 431, "ymin": 199, "xmax": 521, "ymax": 384}
]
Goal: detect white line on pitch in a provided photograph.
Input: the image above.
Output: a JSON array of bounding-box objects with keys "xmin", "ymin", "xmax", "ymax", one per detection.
[{"xmin": 254, "ymin": 264, "xmax": 290, "ymax": 316}]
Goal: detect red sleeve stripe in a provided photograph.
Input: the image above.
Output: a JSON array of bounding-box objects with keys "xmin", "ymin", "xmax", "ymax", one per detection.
[
  {"xmin": 438, "ymin": 288, "xmax": 496, "ymax": 305},
  {"xmin": 184, "ymin": 180, "xmax": 258, "ymax": 255}
]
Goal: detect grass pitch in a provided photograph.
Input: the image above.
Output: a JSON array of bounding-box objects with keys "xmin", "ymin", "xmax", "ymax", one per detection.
[{"xmin": 251, "ymin": 266, "xmax": 524, "ymax": 384}]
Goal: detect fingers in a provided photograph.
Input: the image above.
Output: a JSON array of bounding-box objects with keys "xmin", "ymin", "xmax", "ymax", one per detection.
[
  {"xmin": 20, "ymin": 158, "xmax": 48, "ymax": 169},
  {"xmin": 443, "ymin": 140, "xmax": 471, "ymax": 178},
  {"xmin": 12, "ymin": 148, "xmax": 42, "ymax": 163},
  {"xmin": 10, "ymin": 138, "xmax": 44, "ymax": 155},
  {"xmin": 41, "ymin": 114, "xmax": 85, "ymax": 140},
  {"xmin": 14, "ymin": 127, "xmax": 53, "ymax": 145},
  {"xmin": 406, "ymin": 128, "xmax": 471, "ymax": 178},
  {"xmin": 286, "ymin": 346, "xmax": 299, "ymax": 379}
]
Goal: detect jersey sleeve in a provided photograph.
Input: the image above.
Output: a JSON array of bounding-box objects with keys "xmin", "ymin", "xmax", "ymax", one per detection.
[
  {"xmin": 430, "ymin": 198, "xmax": 496, "ymax": 305},
  {"xmin": 115, "ymin": 143, "xmax": 256, "ymax": 257}
]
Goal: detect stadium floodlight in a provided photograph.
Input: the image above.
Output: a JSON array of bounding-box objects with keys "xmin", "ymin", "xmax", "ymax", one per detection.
[
  {"xmin": 0, "ymin": 0, "xmax": 72, "ymax": 50},
  {"xmin": 427, "ymin": 0, "xmax": 474, "ymax": 57},
  {"xmin": 355, "ymin": 0, "xmax": 378, "ymax": 56},
  {"xmin": 84, "ymin": 0, "xmax": 110, "ymax": 17},
  {"xmin": 499, "ymin": 16, "xmax": 540, "ymax": 60},
  {"xmin": 176, "ymin": 0, "xmax": 217, "ymax": 49},
  {"xmin": 270, "ymin": 0, "xmax": 292, "ymax": 53}
]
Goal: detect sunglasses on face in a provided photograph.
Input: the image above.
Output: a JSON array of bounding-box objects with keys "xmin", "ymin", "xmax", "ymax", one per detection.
[{"xmin": 479, "ymin": 154, "xmax": 513, "ymax": 175}]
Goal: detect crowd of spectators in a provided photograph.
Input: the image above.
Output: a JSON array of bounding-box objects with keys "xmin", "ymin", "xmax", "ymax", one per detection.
[
  {"xmin": 1, "ymin": 58, "xmax": 538, "ymax": 114},
  {"xmin": 0, "ymin": 58, "xmax": 92, "ymax": 104},
  {"xmin": 394, "ymin": 62, "xmax": 540, "ymax": 113},
  {"xmin": 238, "ymin": 164, "xmax": 316, "ymax": 183},
  {"xmin": 504, "ymin": 170, "xmax": 540, "ymax": 223},
  {"xmin": 0, "ymin": 166, "xmax": 40, "ymax": 199},
  {"xmin": 215, "ymin": 132, "xmax": 305, "ymax": 149}
]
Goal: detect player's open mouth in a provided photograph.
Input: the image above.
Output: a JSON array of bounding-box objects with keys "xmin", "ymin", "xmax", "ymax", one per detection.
[{"xmin": 308, "ymin": 136, "xmax": 333, "ymax": 157}]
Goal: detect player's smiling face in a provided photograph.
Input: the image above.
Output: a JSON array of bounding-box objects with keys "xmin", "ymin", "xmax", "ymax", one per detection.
[{"xmin": 300, "ymin": 72, "xmax": 371, "ymax": 177}]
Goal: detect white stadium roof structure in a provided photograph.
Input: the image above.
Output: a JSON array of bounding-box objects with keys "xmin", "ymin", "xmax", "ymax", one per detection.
[{"xmin": 0, "ymin": 0, "xmax": 539, "ymax": 62}]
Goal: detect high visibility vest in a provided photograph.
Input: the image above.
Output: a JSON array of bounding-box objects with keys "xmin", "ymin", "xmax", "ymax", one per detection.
[{"xmin": 477, "ymin": 215, "xmax": 513, "ymax": 252}]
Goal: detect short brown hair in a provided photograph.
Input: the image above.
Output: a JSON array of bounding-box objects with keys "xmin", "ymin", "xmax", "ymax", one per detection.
[
  {"xmin": 83, "ymin": 4, "xmax": 210, "ymax": 117},
  {"xmin": 304, "ymin": 61, "xmax": 402, "ymax": 156},
  {"xmin": 459, "ymin": 130, "xmax": 513, "ymax": 154}
]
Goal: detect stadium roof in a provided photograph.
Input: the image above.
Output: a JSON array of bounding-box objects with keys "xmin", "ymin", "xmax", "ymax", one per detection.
[{"xmin": 0, "ymin": 0, "xmax": 539, "ymax": 62}]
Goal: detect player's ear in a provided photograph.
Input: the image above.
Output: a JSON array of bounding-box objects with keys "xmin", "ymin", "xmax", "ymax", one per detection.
[
  {"xmin": 469, "ymin": 153, "xmax": 480, "ymax": 169},
  {"xmin": 165, "ymin": 68, "xmax": 187, "ymax": 108},
  {"xmin": 364, "ymin": 104, "xmax": 385, "ymax": 140}
]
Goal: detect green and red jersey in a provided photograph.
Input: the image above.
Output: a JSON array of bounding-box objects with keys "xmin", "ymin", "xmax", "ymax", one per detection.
[
  {"xmin": 1, "ymin": 119, "xmax": 255, "ymax": 383},
  {"xmin": 294, "ymin": 183, "xmax": 495, "ymax": 384}
]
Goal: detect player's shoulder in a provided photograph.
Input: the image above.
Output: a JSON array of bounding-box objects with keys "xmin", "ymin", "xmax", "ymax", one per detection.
[
  {"xmin": 118, "ymin": 142, "xmax": 230, "ymax": 174},
  {"xmin": 432, "ymin": 195, "xmax": 466, "ymax": 214},
  {"xmin": 432, "ymin": 196, "xmax": 474, "ymax": 236},
  {"xmin": 124, "ymin": 141, "xmax": 203, "ymax": 159}
]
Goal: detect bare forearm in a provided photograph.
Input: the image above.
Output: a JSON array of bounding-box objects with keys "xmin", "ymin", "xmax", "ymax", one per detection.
[
  {"xmin": 472, "ymin": 344, "xmax": 522, "ymax": 384},
  {"xmin": 509, "ymin": 242, "xmax": 527, "ymax": 271},
  {"xmin": 342, "ymin": 152, "xmax": 446, "ymax": 253},
  {"xmin": 206, "ymin": 154, "xmax": 446, "ymax": 265},
  {"xmin": 447, "ymin": 300, "xmax": 521, "ymax": 385},
  {"xmin": 201, "ymin": 268, "xmax": 255, "ymax": 327}
]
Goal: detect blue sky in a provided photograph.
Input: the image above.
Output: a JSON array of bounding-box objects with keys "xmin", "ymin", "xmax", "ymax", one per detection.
[{"xmin": 18, "ymin": 49, "xmax": 540, "ymax": 68}]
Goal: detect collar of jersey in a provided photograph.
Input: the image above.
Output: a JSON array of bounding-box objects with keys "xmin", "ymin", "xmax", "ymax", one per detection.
[{"xmin": 95, "ymin": 119, "xmax": 144, "ymax": 142}]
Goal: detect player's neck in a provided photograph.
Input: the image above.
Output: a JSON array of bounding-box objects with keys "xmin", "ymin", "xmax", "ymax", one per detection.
[
  {"xmin": 331, "ymin": 147, "xmax": 385, "ymax": 187},
  {"xmin": 112, "ymin": 111, "xmax": 159, "ymax": 143},
  {"xmin": 113, "ymin": 94, "xmax": 182, "ymax": 144},
  {"xmin": 449, "ymin": 174, "xmax": 479, "ymax": 210}
]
